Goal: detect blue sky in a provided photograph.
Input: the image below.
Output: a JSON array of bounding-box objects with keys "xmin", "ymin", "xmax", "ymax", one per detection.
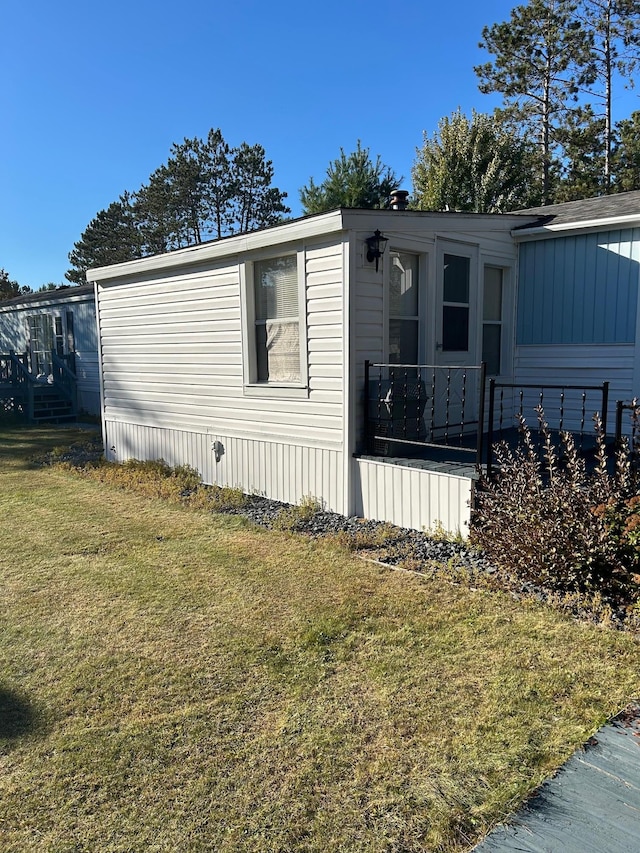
[{"xmin": 2, "ymin": 0, "xmax": 638, "ymax": 288}]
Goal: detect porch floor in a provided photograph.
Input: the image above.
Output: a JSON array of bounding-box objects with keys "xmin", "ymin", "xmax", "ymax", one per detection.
[{"xmin": 359, "ymin": 454, "xmax": 479, "ymax": 480}]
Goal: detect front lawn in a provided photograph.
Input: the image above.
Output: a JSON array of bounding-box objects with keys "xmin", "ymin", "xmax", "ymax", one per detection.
[{"xmin": 1, "ymin": 425, "xmax": 638, "ymax": 852}]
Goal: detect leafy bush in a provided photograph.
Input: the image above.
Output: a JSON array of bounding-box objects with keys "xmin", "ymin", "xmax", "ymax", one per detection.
[{"xmin": 470, "ymin": 409, "xmax": 640, "ymax": 604}]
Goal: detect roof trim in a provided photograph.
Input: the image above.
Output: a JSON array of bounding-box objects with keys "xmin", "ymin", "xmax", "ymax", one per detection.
[
  {"xmin": 87, "ymin": 207, "xmax": 540, "ymax": 283},
  {"xmin": 87, "ymin": 210, "xmax": 346, "ymax": 282},
  {"xmin": 512, "ymin": 211, "xmax": 640, "ymax": 241}
]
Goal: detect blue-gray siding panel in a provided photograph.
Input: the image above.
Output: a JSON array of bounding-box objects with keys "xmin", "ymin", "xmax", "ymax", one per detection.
[{"xmin": 518, "ymin": 230, "xmax": 640, "ymax": 345}]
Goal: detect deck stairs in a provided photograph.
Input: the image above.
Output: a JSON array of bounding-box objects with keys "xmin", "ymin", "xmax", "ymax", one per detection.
[{"xmin": 0, "ymin": 351, "xmax": 78, "ymax": 423}]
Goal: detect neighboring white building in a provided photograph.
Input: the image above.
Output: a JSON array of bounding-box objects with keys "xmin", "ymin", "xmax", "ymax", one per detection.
[{"xmin": 0, "ymin": 284, "xmax": 100, "ymax": 417}]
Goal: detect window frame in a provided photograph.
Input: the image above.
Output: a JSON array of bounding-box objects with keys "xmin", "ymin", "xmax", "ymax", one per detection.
[
  {"xmin": 240, "ymin": 247, "xmax": 309, "ymax": 398},
  {"xmin": 384, "ymin": 240, "xmax": 428, "ymax": 365},
  {"xmin": 479, "ymin": 256, "xmax": 515, "ymax": 379}
]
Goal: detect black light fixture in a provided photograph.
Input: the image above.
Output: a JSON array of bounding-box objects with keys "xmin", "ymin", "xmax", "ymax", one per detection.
[{"xmin": 365, "ymin": 229, "xmax": 388, "ymax": 271}]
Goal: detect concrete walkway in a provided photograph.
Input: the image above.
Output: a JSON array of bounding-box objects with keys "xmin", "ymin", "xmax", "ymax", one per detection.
[{"xmin": 472, "ymin": 703, "xmax": 640, "ymax": 853}]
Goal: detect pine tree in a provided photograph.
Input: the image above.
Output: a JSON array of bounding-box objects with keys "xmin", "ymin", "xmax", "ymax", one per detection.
[
  {"xmin": 66, "ymin": 195, "xmax": 142, "ymax": 284},
  {"xmin": 578, "ymin": 0, "xmax": 640, "ymax": 190},
  {"xmin": 299, "ymin": 142, "xmax": 400, "ymax": 214},
  {"xmin": 475, "ymin": 0, "xmax": 593, "ymax": 203},
  {"xmin": 612, "ymin": 111, "xmax": 640, "ymax": 191},
  {"xmin": 0, "ymin": 269, "xmax": 32, "ymax": 300},
  {"xmin": 228, "ymin": 142, "xmax": 290, "ymax": 234},
  {"xmin": 67, "ymin": 130, "xmax": 290, "ymax": 282}
]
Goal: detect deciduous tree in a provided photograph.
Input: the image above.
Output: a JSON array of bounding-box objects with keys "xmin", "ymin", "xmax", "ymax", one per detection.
[{"xmin": 412, "ymin": 109, "xmax": 540, "ymax": 212}]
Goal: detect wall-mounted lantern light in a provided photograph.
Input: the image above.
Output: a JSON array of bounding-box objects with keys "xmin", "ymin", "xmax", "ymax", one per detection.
[{"xmin": 365, "ymin": 229, "xmax": 388, "ymax": 272}]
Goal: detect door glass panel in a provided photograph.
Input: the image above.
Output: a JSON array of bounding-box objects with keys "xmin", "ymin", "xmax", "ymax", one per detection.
[
  {"xmin": 54, "ymin": 316, "xmax": 64, "ymax": 357},
  {"xmin": 482, "ymin": 324, "xmax": 501, "ymax": 375},
  {"xmin": 389, "ymin": 319, "xmax": 419, "ymax": 364},
  {"xmin": 443, "ymin": 255, "xmax": 469, "ymax": 303},
  {"xmin": 389, "ymin": 250, "xmax": 420, "ymax": 365},
  {"xmin": 390, "ymin": 252, "xmax": 418, "ymax": 316},
  {"xmin": 28, "ymin": 315, "xmax": 53, "ymax": 375},
  {"xmin": 483, "ymin": 267, "xmax": 503, "ymax": 321},
  {"xmin": 482, "ymin": 266, "xmax": 503, "ymax": 375},
  {"xmin": 442, "ymin": 306, "xmax": 469, "ymax": 351}
]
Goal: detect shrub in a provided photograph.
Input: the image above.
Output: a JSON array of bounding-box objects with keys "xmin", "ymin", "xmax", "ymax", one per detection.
[
  {"xmin": 273, "ymin": 495, "xmax": 323, "ymax": 531},
  {"xmin": 470, "ymin": 408, "xmax": 640, "ymax": 604}
]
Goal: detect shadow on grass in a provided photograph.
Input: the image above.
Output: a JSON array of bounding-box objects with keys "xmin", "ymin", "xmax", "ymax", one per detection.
[
  {"xmin": 0, "ymin": 687, "xmax": 41, "ymax": 742},
  {"xmin": 0, "ymin": 420, "xmax": 101, "ymax": 469}
]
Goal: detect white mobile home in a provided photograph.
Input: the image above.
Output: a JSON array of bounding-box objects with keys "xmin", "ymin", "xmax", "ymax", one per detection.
[
  {"xmin": 89, "ymin": 207, "xmax": 539, "ymax": 534},
  {"xmin": 0, "ymin": 284, "xmax": 100, "ymax": 418}
]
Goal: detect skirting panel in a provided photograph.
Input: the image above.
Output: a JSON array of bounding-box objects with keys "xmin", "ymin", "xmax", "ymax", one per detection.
[
  {"xmin": 103, "ymin": 420, "xmax": 344, "ymax": 514},
  {"xmin": 352, "ymin": 457, "xmax": 474, "ymax": 535}
]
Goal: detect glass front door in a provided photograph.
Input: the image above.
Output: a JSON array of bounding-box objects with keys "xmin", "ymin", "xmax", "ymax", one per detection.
[{"xmin": 27, "ymin": 315, "xmax": 54, "ymax": 376}]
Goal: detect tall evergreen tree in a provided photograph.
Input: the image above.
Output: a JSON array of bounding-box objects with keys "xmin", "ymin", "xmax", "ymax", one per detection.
[
  {"xmin": 201, "ymin": 128, "xmax": 234, "ymax": 239},
  {"xmin": 300, "ymin": 142, "xmax": 400, "ymax": 214},
  {"xmin": 554, "ymin": 104, "xmax": 607, "ymax": 199},
  {"xmin": 412, "ymin": 109, "xmax": 540, "ymax": 212},
  {"xmin": 578, "ymin": 0, "xmax": 640, "ymax": 190},
  {"xmin": 0, "ymin": 268, "xmax": 32, "ymax": 300},
  {"xmin": 612, "ymin": 110, "xmax": 640, "ymax": 191},
  {"xmin": 66, "ymin": 195, "xmax": 142, "ymax": 284},
  {"xmin": 67, "ymin": 130, "xmax": 289, "ymax": 283},
  {"xmin": 228, "ymin": 142, "xmax": 290, "ymax": 234},
  {"xmin": 475, "ymin": 0, "xmax": 593, "ymax": 203}
]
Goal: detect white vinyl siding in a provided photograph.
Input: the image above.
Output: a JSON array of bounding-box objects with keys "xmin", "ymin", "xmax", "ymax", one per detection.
[
  {"xmin": 96, "ymin": 238, "xmax": 346, "ymax": 509},
  {"xmin": 353, "ymin": 457, "xmax": 473, "ymax": 535}
]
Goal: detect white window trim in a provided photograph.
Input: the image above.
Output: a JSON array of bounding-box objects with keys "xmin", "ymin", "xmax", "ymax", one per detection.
[
  {"xmin": 383, "ymin": 241, "xmax": 429, "ymax": 364},
  {"xmin": 239, "ymin": 247, "xmax": 309, "ymax": 398},
  {"xmin": 480, "ymin": 254, "xmax": 515, "ymax": 380},
  {"xmin": 434, "ymin": 239, "xmax": 479, "ymax": 363}
]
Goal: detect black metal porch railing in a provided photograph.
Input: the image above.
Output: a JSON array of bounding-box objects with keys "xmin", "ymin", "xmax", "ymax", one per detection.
[
  {"xmin": 615, "ymin": 399, "xmax": 640, "ymax": 456},
  {"xmin": 363, "ymin": 361, "xmax": 613, "ymax": 474},
  {"xmin": 364, "ymin": 361, "xmax": 486, "ymax": 462},
  {"xmin": 485, "ymin": 379, "xmax": 610, "ymax": 476}
]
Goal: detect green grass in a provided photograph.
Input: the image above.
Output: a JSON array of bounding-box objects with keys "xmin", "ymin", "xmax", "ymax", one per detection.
[{"xmin": 1, "ymin": 424, "xmax": 639, "ymax": 852}]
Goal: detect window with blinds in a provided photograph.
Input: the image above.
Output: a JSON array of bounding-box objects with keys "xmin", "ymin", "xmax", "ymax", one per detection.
[{"xmin": 254, "ymin": 255, "xmax": 300, "ymax": 382}]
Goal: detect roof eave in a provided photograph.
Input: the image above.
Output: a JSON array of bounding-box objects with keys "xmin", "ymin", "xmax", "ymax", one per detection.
[
  {"xmin": 513, "ymin": 211, "xmax": 640, "ymax": 241},
  {"xmin": 86, "ymin": 210, "xmax": 346, "ymax": 282}
]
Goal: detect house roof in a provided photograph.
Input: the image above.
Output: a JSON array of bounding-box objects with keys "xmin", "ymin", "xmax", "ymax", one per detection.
[
  {"xmin": 514, "ymin": 189, "xmax": 640, "ymax": 232},
  {"xmin": 87, "ymin": 207, "xmax": 537, "ymax": 283},
  {"xmin": 0, "ymin": 284, "xmax": 94, "ymax": 310}
]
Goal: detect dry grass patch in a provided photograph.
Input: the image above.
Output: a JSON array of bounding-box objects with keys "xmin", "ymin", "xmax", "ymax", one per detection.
[{"xmin": 1, "ymin": 425, "xmax": 639, "ymax": 852}]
